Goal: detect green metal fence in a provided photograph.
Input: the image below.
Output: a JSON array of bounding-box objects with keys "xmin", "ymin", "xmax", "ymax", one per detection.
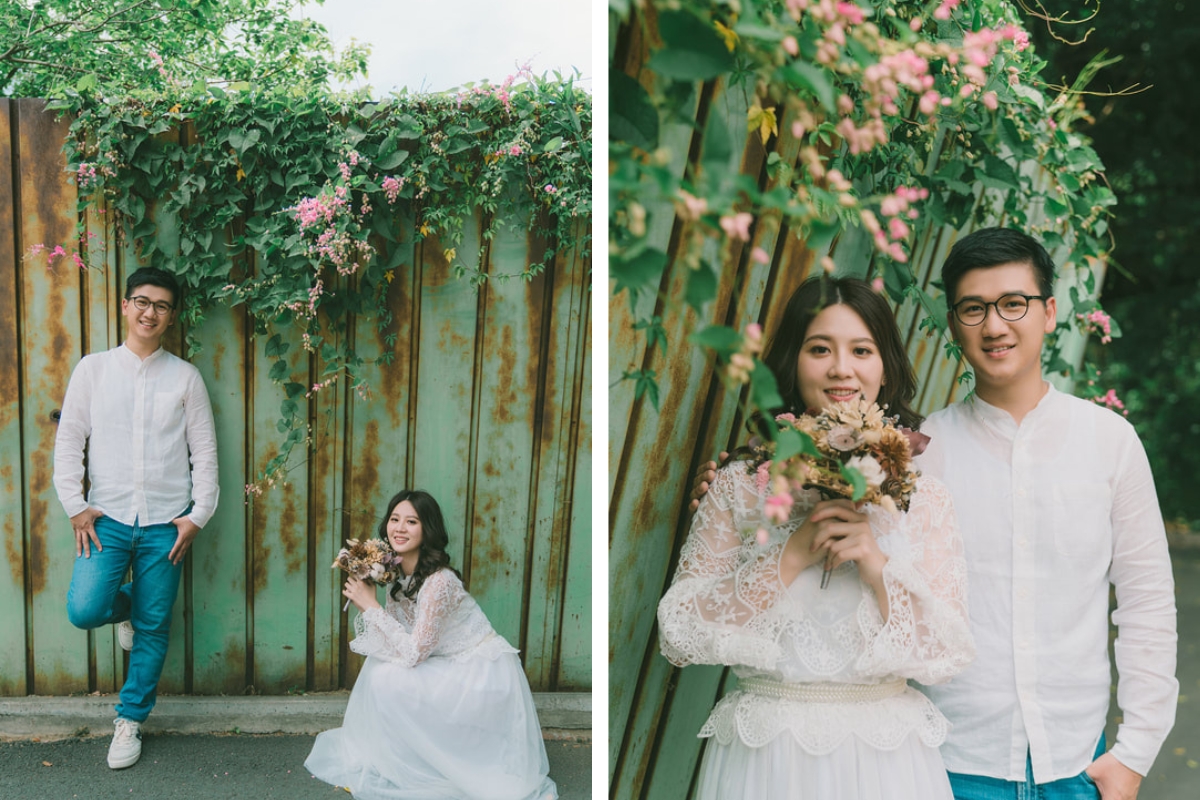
[{"xmin": 0, "ymin": 98, "xmax": 592, "ymax": 698}]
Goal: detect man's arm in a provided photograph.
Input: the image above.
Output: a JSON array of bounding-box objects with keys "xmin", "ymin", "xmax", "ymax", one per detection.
[
  {"xmin": 52, "ymin": 359, "xmax": 103, "ymax": 557},
  {"xmin": 182, "ymin": 369, "xmax": 219, "ymax": 529},
  {"xmin": 169, "ymin": 370, "xmax": 219, "ymax": 565},
  {"xmin": 1101, "ymin": 429, "xmax": 1178, "ymax": 788}
]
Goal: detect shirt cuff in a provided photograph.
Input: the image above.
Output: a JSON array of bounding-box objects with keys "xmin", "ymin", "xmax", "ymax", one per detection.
[
  {"xmin": 60, "ymin": 496, "xmax": 90, "ymax": 520},
  {"xmin": 1109, "ymin": 730, "xmax": 1161, "ymax": 777},
  {"xmin": 187, "ymin": 507, "xmax": 215, "ymax": 529}
]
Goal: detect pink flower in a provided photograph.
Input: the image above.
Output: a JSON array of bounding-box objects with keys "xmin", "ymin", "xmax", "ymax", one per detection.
[
  {"xmin": 982, "ymin": 91, "xmax": 999, "ymax": 111},
  {"xmin": 888, "ymin": 217, "xmax": 910, "ymax": 240},
  {"xmin": 836, "ymin": 2, "xmax": 865, "ymax": 25},
  {"xmin": 910, "ymin": 17, "xmax": 922, "ymax": 32},
  {"xmin": 544, "ymin": 183, "xmax": 557, "ymax": 193},
  {"xmin": 719, "ymin": 212, "xmax": 753, "ymax": 242},
  {"xmin": 381, "ymin": 176, "xmax": 404, "ymax": 204},
  {"xmin": 1013, "ymin": 30, "xmax": 1030, "ymax": 52},
  {"xmin": 871, "ymin": 276, "xmax": 885, "ymax": 293},
  {"xmin": 764, "ymin": 492, "xmax": 794, "ymax": 524},
  {"xmin": 678, "ymin": 190, "xmax": 708, "ymax": 221},
  {"xmin": 755, "ymin": 528, "xmax": 770, "ymax": 546},
  {"xmin": 752, "ymin": 247, "xmax": 770, "ymax": 265},
  {"xmin": 509, "ymin": 145, "xmax": 522, "ymax": 156},
  {"xmin": 783, "ymin": 36, "xmax": 799, "ymax": 57}
]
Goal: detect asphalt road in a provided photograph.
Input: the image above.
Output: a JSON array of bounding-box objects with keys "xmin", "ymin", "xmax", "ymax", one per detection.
[{"xmin": 0, "ymin": 733, "xmax": 591, "ymax": 800}]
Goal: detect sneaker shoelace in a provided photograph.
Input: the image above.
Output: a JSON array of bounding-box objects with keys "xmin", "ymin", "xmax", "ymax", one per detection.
[{"xmin": 113, "ymin": 719, "xmax": 139, "ymax": 744}]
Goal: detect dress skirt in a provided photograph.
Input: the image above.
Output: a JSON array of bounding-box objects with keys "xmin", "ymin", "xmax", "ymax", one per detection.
[
  {"xmin": 694, "ymin": 730, "xmax": 954, "ymax": 800},
  {"xmin": 305, "ymin": 651, "xmax": 557, "ymax": 800}
]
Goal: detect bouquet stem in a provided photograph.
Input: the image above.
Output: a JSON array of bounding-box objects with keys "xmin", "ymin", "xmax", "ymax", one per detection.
[
  {"xmin": 819, "ymin": 551, "xmax": 835, "ymax": 589},
  {"xmin": 342, "ymin": 598, "xmax": 351, "ymax": 612}
]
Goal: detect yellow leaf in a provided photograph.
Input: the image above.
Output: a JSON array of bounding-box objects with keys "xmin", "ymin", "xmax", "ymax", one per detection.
[
  {"xmin": 747, "ymin": 103, "xmax": 778, "ymax": 145},
  {"xmin": 419, "ymin": 224, "xmax": 430, "ymax": 236},
  {"xmin": 444, "ymin": 248, "xmax": 456, "ymax": 262},
  {"xmin": 1188, "ymin": 759, "xmax": 1199, "ymax": 769},
  {"xmin": 714, "ymin": 21, "xmax": 739, "ymax": 52},
  {"xmin": 236, "ymin": 167, "xmax": 245, "ymax": 181},
  {"xmin": 1175, "ymin": 747, "xmax": 1187, "ymax": 756},
  {"xmin": 384, "ymin": 269, "xmax": 395, "ymax": 284},
  {"xmin": 169, "ymin": 104, "xmax": 182, "ymax": 115}
]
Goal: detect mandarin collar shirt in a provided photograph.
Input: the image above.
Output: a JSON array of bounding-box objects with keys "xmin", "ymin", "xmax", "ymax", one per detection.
[
  {"xmin": 915, "ymin": 384, "xmax": 1177, "ymax": 783},
  {"xmin": 53, "ymin": 344, "xmax": 219, "ymax": 529}
]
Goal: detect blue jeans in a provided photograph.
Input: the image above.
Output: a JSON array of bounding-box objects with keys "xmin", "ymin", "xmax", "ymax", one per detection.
[
  {"xmin": 948, "ymin": 735, "xmax": 1105, "ymax": 800},
  {"xmin": 66, "ymin": 514, "xmax": 184, "ymax": 723}
]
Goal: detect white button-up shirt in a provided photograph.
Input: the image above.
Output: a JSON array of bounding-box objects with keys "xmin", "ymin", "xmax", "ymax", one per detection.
[
  {"xmin": 916, "ymin": 384, "xmax": 1177, "ymax": 782},
  {"xmin": 53, "ymin": 345, "xmax": 219, "ymax": 529}
]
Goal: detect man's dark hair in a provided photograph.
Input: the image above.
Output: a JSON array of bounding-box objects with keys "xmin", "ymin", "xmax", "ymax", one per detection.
[
  {"xmin": 124, "ymin": 267, "xmax": 182, "ymax": 308},
  {"xmin": 941, "ymin": 227, "xmax": 1055, "ymax": 307}
]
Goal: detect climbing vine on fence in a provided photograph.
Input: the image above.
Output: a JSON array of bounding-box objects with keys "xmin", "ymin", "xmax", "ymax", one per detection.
[
  {"xmin": 610, "ymin": 0, "xmax": 1123, "ymax": 442},
  {"xmin": 34, "ymin": 69, "xmax": 591, "ymax": 490}
]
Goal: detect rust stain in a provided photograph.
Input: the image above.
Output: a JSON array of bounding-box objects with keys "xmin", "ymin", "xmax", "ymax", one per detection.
[
  {"xmin": 376, "ymin": 271, "xmax": 411, "ymax": 430},
  {"xmin": 28, "ymin": 496, "xmax": 48, "ymax": 595},
  {"xmin": 251, "ymin": 491, "xmax": 270, "ymax": 594},
  {"xmin": 0, "ymin": 463, "xmax": 12, "ymax": 481},
  {"xmin": 279, "ymin": 487, "xmax": 303, "ymax": 575},
  {"xmin": 492, "ymin": 325, "xmax": 517, "ymax": 424},
  {"xmin": 4, "ymin": 516, "xmax": 22, "ymax": 586},
  {"xmin": 482, "ymin": 460, "xmax": 500, "ymax": 478},
  {"xmin": 210, "ymin": 340, "xmax": 226, "ymax": 382},
  {"xmin": 436, "ymin": 317, "xmax": 471, "ymax": 353},
  {"xmin": 357, "ymin": 419, "xmax": 381, "ymax": 501}
]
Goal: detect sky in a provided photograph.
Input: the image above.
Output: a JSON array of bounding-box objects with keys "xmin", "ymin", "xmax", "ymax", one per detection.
[{"xmin": 299, "ymin": 0, "xmax": 593, "ymax": 95}]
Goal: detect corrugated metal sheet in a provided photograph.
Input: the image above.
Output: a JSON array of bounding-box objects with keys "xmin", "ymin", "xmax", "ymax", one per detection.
[
  {"xmin": 0, "ymin": 99, "xmax": 591, "ymax": 697},
  {"xmin": 608, "ymin": 16, "xmax": 1096, "ymax": 799}
]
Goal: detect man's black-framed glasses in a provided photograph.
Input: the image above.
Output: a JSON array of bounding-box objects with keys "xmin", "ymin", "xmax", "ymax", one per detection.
[
  {"xmin": 127, "ymin": 295, "xmax": 175, "ymax": 316},
  {"xmin": 952, "ymin": 293, "xmax": 1047, "ymax": 326}
]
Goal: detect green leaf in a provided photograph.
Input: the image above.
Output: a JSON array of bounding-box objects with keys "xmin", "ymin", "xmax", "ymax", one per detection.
[
  {"xmin": 647, "ymin": 11, "xmax": 736, "ymax": 80},
  {"xmin": 775, "ymin": 427, "xmax": 819, "ymax": 461},
  {"xmin": 610, "ymin": 69, "xmax": 659, "ymax": 151},
  {"xmin": 268, "ymin": 359, "xmax": 289, "ymax": 382},
  {"xmin": 543, "ymin": 136, "xmax": 564, "ymax": 153},
  {"xmin": 374, "ymin": 150, "xmax": 409, "ymax": 170},
  {"xmin": 749, "ymin": 362, "xmax": 784, "ymax": 412},
  {"xmin": 980, "ymin": 155, "xmax": 1021, "ymax": 191},
  {"xmin": 806, "ymin": 217, "xmax": 842, "ymax": 255},
  {"xmin": 779, "ymin": 62, "xmax": 837, "ymax": 114},
  {"xmin": 685, "ymin": 261, "xmax": 718, "ymax": 313},
  {"xmin": 839, "ymin": 462, "xmax": 867, "ymax": 502},
  {"xmin": 690, "ymin": 324, "xmax": 742, "ymax": 357},
  {"xmin": 227, "ymin": 129, "xmax": 261, "ymax": 157},
  {"xmin": 612, "ymin": 248, "xmax": 666, "ymax": 298}
]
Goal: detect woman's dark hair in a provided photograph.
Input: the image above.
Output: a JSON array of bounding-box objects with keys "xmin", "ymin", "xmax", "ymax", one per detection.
[
  {"xmin": 378, "ymin": 489, "xmax": 461, "ymax": 600},
  {"xmin": 760, "ymin": 276, "xmax": 924, "ymax": 430}
]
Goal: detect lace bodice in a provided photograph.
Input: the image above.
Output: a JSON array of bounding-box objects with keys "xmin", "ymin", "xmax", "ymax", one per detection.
[
  {"xmin": 351, "ymin": 569, "xmax": 516, "ymax": 667},
  {"xmin": 657, "ymin": 464, "xmax": 975, "ymax": 753}
]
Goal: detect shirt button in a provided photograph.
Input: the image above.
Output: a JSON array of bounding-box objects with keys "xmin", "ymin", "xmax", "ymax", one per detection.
[
  {"xmin": 1018, "ymin": 538, "xmax": 1028, "ymax": 548},
  {"xmin": 1016, "ymin": 488, "xmax": 1027, "ymax": 498}
]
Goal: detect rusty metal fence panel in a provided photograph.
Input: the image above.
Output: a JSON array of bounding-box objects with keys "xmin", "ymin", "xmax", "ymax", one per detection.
[
  {"xmin": 0, "ymin": 98, "xmax": 591, "ymax": 697},
  {"xmin": 607, "ymin": 20, "xmax": 1093, "ymax": 800}
]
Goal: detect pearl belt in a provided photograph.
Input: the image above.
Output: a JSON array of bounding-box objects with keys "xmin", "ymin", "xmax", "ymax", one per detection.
[{"xmin": 738, "ymin": 676, "xmax": 908, "ymax": 703}]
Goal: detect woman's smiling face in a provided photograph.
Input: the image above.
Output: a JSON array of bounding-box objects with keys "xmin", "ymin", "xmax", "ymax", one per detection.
[
  {"xmin": 795, "ymin": 303, "xmax": 885, "ymax": 412},
  {"xmin": 386, "ymin": 500, "xmax": 423, "ymax": 557}
]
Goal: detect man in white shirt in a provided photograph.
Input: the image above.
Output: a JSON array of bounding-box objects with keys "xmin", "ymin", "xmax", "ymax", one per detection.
[
  {"xmin": 917, "ymin": 227, "xmax": 1176, "ymax": 800},
  {"xmin": 53, "ymin": 267, "xmax": 219, "ymax": 770}
]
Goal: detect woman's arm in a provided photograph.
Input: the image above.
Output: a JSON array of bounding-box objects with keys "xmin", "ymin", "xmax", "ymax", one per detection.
[
  {"xmin": 658, "ymin": 466, "xmax": 791, "ymax": 670},
  {"xmin": 350, "ymin": 570, "xmax": 465, "ymax": 667},
  {"xmin": 855, "ymin": 477, "xmax": 975, "ymax": 684}
]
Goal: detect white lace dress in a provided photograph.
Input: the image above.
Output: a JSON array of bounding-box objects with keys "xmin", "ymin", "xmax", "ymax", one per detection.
[
  {"xmin": 658, "ymin": 465, "xmax": 974, "ymax": 800},
  {"xmin": 305, "ymin": 568, "xmax": 558, "ymax": 800}
]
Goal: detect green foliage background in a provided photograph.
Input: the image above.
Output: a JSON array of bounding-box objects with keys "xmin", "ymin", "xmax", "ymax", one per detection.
[{"xmin": 1031, "ymin": 1, "xmax": 1200, "ymax": 524}]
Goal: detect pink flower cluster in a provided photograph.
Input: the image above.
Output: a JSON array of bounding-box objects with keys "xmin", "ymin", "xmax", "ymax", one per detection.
[
  {"xmin": 76, "ymin": 162, "xmax": 98, "ymax": 188},
  {"xmin": 860, "ymin": 186, "xmax": 928, "ymax": 263},
  {"xmin": 1091, "ymin": 389, "xmax": 1128, "ymax": 416},
  {"xmin": 1077, "ymin": 309, "xmax": 1113, "ymax": 344},
  {"xmin": 381, "ymin": 175, "xmax": 404, "ymax": 204},
  {"xmin": 148, "ymin": 49, "xmax": 168, "ymax": 79},
  {"xmin": 292, "ymin": 190, "xmax": 347, "ymax": 232},
  {"xmin": 725, "ymin": 322, "xmax": 764, "ymax": 384},
  {"xmin": 26, "ymin": 243, "xmax": 86, "ymax": 271},
  {"xmin": 720, "ymin": 212, "xmax": 753, "ymax": 242},
  {"xmin": 495, "ymin": 144, "xmax": 523, "ymax": 157},
  {"xmin": 934, "ymin": 0, "xmax": 961, "ymax": 21}
]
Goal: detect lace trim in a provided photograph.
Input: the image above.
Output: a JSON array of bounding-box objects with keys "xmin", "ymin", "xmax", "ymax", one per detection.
[{"xmin": 698, "ymin": 685, "xmax": 950, "ymax": 754}]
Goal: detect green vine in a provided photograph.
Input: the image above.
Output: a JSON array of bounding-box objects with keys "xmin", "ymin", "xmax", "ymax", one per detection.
[
  {"xmin": 35, "ymin": 71, "xmax": 591, "ymax": 490},
  {"xmin": 610, "ymin": 0, "xmax": 1123, "ymax": 432}
]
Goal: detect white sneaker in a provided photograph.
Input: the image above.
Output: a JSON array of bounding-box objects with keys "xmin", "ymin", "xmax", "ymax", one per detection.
[
  {"xmin": 107, "ymin": 718, "xmax": 141, "ymax": 769},
  {"xmin": 117, "ymin": 621, "xmax": 134, "ymax": 652}
]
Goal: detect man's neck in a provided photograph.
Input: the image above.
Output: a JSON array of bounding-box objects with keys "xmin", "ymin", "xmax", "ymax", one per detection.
[
  {"xmin": 123, "ymin": 337, "xmax": 162, "ymax": 360},
  {"xmin": 974, "ymin": 376, "xmax": 1049, "ymax": 425}
]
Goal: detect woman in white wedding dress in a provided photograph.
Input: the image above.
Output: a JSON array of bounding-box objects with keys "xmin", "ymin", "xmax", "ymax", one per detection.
[
  {"xmin": 306, "ymin": 489, "xmax": 557, "ymax": 800},
  {"xmin": 660, "ymin": 277, "xmax": 974, "ymax": 800}
]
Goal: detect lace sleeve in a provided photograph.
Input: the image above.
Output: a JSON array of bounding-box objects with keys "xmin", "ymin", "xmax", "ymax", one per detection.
[
  {"xmin": 350, "ymin": 570, "xmax": 466, "ymax": 667},
  {"xmin": 856, "ymin": 476, "xmax": 975, "ymax": 684},
  {"xmin": 657, "ymin": 465, "xmax": 787, "ymax": 670}
]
